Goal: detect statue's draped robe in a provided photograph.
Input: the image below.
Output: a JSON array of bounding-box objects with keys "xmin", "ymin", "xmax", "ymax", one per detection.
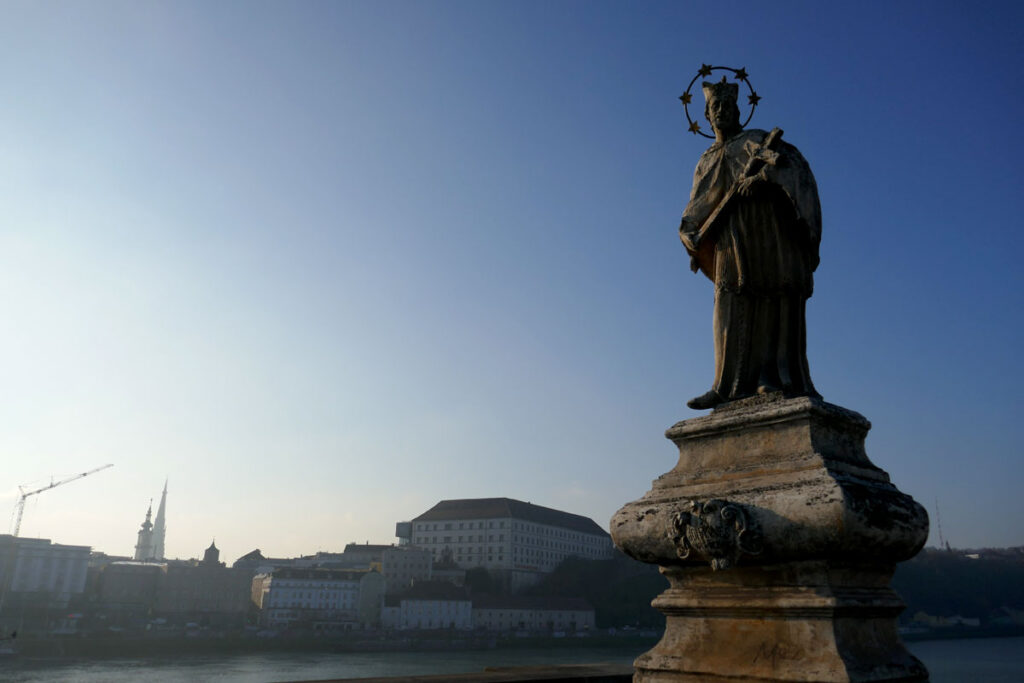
[{"xmin": 681, "ymin": 129, "xmax": 822, "ymax": 401}]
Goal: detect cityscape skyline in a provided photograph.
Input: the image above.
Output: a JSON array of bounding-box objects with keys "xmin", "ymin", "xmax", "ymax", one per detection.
[{"xmin": 2, "ymin": 2, "xmax": 1022, "ymax": 563}]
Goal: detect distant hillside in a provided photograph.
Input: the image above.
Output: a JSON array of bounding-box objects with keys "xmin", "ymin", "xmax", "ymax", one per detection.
[
  {"xmin": 893, "ymin": 547, "xmax": 1024, "ymax": 620},
  {"xmin": 522, "ymin": 552, "xmax": 666, "ymax": 629},
  {"xmin": 516, "ymin": 546, "xmax": 1024, "ymax": 629}
]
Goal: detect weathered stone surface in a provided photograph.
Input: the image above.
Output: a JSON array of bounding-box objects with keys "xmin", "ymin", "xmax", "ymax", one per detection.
[
  {"xmin": 611, "ymin": 395, "xmax": 929, "ymax": 682},
  {"xmin": 633, "ymin": 561, "xmax": 927, "ymax": 682},
  {"xmin": 613, "ymin": 395, "xmax": 927, "ymax": 569}
]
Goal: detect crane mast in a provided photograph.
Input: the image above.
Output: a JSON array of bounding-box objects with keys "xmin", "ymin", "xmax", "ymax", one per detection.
[{"xmin": 11, "ymin": 464, "xmax": 114, "ymax": 537}]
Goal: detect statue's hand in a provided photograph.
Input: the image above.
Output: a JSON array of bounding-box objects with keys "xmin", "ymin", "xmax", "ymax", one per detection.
[{"xmin": 737, "ymin": 170, "xmax": 768, "ymax": 198}]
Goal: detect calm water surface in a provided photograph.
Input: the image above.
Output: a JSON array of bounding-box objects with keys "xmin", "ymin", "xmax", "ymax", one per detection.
[{"xmin": 2, "ymin": 637, "xmax": 1021, "ymax": 682}]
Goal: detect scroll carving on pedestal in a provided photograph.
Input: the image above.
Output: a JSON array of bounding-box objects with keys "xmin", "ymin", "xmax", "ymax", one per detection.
[{"xmin": 671, "ymin": 499, "xmax": 762, "ymax": 570}]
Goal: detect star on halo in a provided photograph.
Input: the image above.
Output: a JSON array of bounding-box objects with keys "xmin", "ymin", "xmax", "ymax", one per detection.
[
  {"xmin": 679, "ymin": 92, "xmax": 692, "ymax": 105},
  {"xmin": 748, "ymin": 91, "xmax": 761, "ymax": 106},
  {"xmin": 698, "ymin": 64, "xmax": 713, "ymax": 77},
  {"xmin": 688, "ymin": 121, "xmax": 701, "ymax": 134},
  {"xmin": 734, "ymin": 67, "xmax": 749, "ymax": 81}
]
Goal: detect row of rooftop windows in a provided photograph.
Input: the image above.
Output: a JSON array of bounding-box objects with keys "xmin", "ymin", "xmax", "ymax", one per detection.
[
  {"xmin": 411, "ymin": 535, "xmax": 602, "ymax": 556},
  {"xmin": 271, "ymin": 581, "xmax": 359, "ymax": 588},
  {"xmin": 414, "ymin": 520, "xmax": 597, "ymax": 539},
  {"xmin": 416, "ymin": 521, "xmax": 505, "ymax": 531},
  {"xmin": 416, "ymin": 535, "xmax": 505, "ymax": 544}
]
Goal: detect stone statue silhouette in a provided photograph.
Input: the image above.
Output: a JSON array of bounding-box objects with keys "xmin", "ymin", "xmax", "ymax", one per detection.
[{"xmin": 679, "ymin": 77, "xmax": 822, "ymax": 410}]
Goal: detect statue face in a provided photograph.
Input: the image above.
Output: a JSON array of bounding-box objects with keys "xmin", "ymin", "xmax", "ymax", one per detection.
[{"xmin": 705, "ymin": 96, "xmax": 740, "ymax": 136}]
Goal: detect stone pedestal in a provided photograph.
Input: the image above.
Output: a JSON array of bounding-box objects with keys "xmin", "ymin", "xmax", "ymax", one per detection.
[{"xmin": 611, "ymin": 395, "xmax": 929, "ymax": 682}]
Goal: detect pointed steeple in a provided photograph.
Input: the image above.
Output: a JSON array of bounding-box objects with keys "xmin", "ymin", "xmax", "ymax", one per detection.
[
  {"xmin": 202, "ymin": 539, "xmax": 220, "ymax": 566},
  {"xmin": 152, "ymin": 479, "xmax": 167, "ymax": 561}
]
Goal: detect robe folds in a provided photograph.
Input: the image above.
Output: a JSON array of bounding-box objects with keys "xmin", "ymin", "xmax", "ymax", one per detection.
[{"xmin": 681, "ymin": 128, "xmax": 822, "ymax": 401}]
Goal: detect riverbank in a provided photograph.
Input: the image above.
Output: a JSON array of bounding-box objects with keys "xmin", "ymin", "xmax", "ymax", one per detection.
[
  {"xmin": 900, "ymin": 624, "xmax": 1024, "ymax": 642},
  {"xmin": 8, "ymin": 625, "xmax": 1024, "ymax": 661},
  {"xmin": 2, "ymin": 637, "xmax": 1022, "ymax": 683},
  {"xmin": 6, "ymin": 633, "xmax": 661, "ymax": 660}
]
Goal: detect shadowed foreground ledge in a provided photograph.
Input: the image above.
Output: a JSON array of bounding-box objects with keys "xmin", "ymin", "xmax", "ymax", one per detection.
[{"xmin": 287, "ymin": 662, "xmax": 634, "ymax": 683}]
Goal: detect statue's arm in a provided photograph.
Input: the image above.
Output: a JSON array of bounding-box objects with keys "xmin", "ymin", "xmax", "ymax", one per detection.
[
  {"xmin": 678, "ymin": 152, "xmax": 724, "ymax": 280},
  {"xmin": 679, "ymin": 154, "xmax": 715, "ymax": 248}
]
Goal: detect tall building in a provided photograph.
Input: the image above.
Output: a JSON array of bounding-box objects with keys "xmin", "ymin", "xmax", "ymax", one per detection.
[
  {"xmin": 153, "ymin": 542, "xmax": 251, "ymax": 627},
  {"xmin": 133, "ymin": 502, "xmax": 155, "ymax": 561},
  {"xmin": 0, "ymin": 534, "xmax": 91, "ymax": 632},
  {"xmin": 91, "ymin": 560, "xmax": 167, "ymax": 627},
  {"xmin": 329, "ymin": 543, "xmax": 433, "ymax": 593},
  {"xmin": 398, "ymin": 498, "xmax": 614, "ymax": 589},
  {"xmin": 132, "ymin": 482, "xmax": 168, "ymax": 561},
  {"xmin": 379, "ymin": 545, "xmax": 432, "ymax": 593},
  {"xmin": 152, "ymin": 480, "xmax": 168, "ymax": 561},
  {"xmin": 202, "ymin": 540, "xmax": 221, "ymax": 567}
]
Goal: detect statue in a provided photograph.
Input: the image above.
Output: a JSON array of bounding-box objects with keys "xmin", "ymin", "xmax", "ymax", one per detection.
[
  {"xmin": 678, "ymin": 67, "xmax": 822, "ymax": 410},
  {"xmin": 609, "ymin": 66, "xmax": 930, "ymax": 683}
]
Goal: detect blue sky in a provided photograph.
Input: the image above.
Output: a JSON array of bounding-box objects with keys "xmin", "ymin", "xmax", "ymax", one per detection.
[{"xmin": 1, "ymin": 1, "xmax": 1021, "ymax": 562}]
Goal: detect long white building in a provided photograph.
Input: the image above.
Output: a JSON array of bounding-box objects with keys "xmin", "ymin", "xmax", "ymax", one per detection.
[
  {"xmin": 399, "ymin": 498, "xmax": 613, "ymax": 589},
  {"xmin": 381, "ymin": 581, "xmax": 472, "ymax": 631},
  {"xmin": 472, "ymin": 595, "xmax": 595, "ymax": 633},
  {"xmin": 381, "ymin": 584, "xmax": 596, "ymax": 633},
  {"xmin": 252, "ymin": 567, "xmax": 385, "ymax": 630}
]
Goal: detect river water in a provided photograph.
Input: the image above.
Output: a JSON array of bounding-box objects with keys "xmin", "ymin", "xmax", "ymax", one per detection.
[{"xmin": 2, "ymin": 637, "xmax": 1022, "ymax": 682}]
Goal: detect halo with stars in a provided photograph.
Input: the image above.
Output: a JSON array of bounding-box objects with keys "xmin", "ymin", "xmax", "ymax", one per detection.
[{"xmin": 679, "ymin": 64, "xmax": 761, "ymax": 139}]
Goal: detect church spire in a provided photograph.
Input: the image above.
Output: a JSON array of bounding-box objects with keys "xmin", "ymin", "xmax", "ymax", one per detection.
[
  {"xmin": 152, "ymin": 479, "xmax": 168, "ymax": 560},
  {"xmin": 134, "ymin": 500, "xmax": 154, "ymax": 560}
]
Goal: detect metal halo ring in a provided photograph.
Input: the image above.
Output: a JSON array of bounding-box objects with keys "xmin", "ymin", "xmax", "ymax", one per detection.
[{"xmin": 680, "ymin": 65, "xmax": 760, "ymax": 139}]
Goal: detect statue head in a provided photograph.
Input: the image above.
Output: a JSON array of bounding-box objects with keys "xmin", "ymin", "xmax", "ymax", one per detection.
[{"xmin": 702, "ymin": 77, "xmax": 741, "ymax": 139}]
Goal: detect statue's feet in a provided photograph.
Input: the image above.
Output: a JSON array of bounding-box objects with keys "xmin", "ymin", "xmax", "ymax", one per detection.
[{"xmin": 687, "ymin": 390, "xmax": 724, "ymax": 410}]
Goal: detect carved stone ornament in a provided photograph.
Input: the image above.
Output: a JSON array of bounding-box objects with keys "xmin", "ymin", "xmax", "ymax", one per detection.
[{"xmin": 671, "ymin": 499, "xmax": 762, "ymax": 570}]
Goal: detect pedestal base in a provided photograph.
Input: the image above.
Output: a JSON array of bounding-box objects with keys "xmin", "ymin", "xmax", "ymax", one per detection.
[
  {"xmin": 635, "ymin": 562, "xmax": 926, "ymax": 682},
  {"xmin": 611, "ymin": 396, "xmax": 929, "ymax": 682}
]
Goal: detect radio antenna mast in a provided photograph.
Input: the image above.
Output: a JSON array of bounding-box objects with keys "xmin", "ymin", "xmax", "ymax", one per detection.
[{"xmin": 934, "ymin": 497, "xmax": 949, "ymax": 551}]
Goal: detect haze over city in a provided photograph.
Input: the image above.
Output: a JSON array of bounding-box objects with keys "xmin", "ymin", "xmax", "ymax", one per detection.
[{"xmin": 1, "ymin": 1, "xmax": 1021, "ymax": 565}]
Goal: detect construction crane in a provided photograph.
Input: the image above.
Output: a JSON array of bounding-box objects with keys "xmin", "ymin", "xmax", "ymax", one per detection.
[{"xmin": 11, "ymin": 464, "xmax": 114, "ymax": 537}]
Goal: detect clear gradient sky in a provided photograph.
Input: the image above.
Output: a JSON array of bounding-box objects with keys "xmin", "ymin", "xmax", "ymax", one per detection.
[{"xmin": 1, "ymin": 1, "xmax": 1021, "ymax": 563}]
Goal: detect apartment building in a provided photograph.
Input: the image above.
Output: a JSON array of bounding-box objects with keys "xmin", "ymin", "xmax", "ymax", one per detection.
[{"xmin": 252, "ymin": 567, "xmax": 385, "ymax": 630}]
